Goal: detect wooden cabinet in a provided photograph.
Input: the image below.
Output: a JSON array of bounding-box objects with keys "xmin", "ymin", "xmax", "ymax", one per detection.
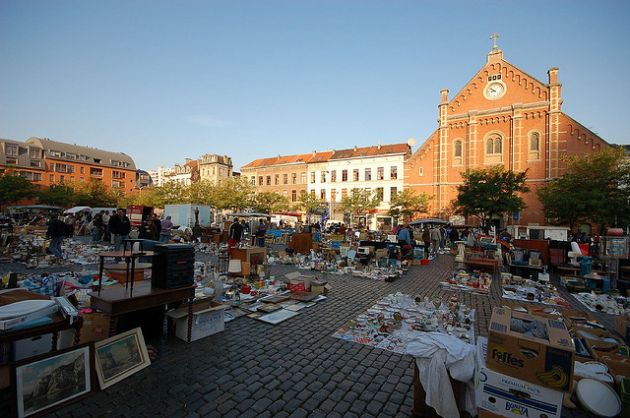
[
  {"xmin": 230, "ymin": 247, "xmax": 267, "ymax": 267},
  {"xmin": 289, "ymin": 233, "xmax": 313, "ymax": 254}
]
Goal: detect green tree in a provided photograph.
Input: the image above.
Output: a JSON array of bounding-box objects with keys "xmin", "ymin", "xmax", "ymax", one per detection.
[
  {"xmin": 38, "ymin": 184, "xmax": 78, "ymax": 207},
  {"xmin": 74, "ymin": 179, "xmax": 120, "ymax": 207},
  {"xmin": 388, "ymin": 189, "xmax": 430, "ymax": 222},
  {"xmin": 297, "ymin": 191, "xmax": 326, "ymax": 222},
  {"xmin": 212, "ymin": 177, "xmax": 254, "ymax": 211},
  {"xmin": 252, "ymin": 192, "xmax": 290, "ymax": 214},
  {"xmin": 186, "ymin": 180, "xmax": 216, "ymax": 205},
  {"xmin": 0, "ymin": 172, "xmax": 37, "ymax": 210},
  {"xmin": 340, "ymin": 188, "xmax": 380, "ymax": 226},
  {"xmin": 538, "ymin": 148, "xmax": 630, "ymax": 231},
  {"xmin": 455, "ymin": 166, "xmax": 529, "ymax": 225}
]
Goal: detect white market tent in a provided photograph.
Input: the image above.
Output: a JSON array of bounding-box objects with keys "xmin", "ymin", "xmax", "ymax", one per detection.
[{"xmin": 63, "ymin": 206, "xmax": 92, "ymax": 215}]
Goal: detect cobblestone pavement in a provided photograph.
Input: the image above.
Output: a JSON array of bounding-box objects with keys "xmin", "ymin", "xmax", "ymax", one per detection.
[{"xmin": 2, "ymin": 249, "xmax": 604, "ymax": 418}]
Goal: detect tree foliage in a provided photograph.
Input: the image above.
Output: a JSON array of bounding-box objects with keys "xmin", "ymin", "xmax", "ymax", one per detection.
[
  {"xmin": 0, "ymin": 172, "xmax": 37, "ymax": 209},
  {"xmin": 388, "ymin": 189, "xmax": 430, "ymax": 222},
  {"xmin": 455, "ymin": 166, "xmax": 529, "ymax": 223},
  {"xmin": 340, "ymin": 188, "xmax": 380, "ymax": 217},
  {"xmin": 38, "ymin": 184, "xmax": 78, "ymax": 207},
  {"xmin": 537, "ymin": 148, "xmax": 630, "ymax": 231},
  {"xmin": 251, "ymin": 192, "xmax": 290, "ymax": 214},
  {"xmin": 296, "ymin": 191, "xmax": 326, "ymax": 218}
]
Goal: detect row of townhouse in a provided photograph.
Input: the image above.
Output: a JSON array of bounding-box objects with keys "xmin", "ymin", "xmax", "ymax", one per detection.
[{"xmin": 241, "ymin": 143, "xmax": 410, "ymax": 229}]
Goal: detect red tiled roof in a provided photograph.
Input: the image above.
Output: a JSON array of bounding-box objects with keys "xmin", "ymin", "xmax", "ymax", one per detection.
[{"xmin": 241, "ymin": 143, "xmax": 409, "ymax": 169}]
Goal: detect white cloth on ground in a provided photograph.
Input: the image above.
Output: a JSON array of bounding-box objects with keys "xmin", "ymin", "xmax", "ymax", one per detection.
[{"xmin": 406, "ymin": 332, "xmax": 476, "ymax": 418}]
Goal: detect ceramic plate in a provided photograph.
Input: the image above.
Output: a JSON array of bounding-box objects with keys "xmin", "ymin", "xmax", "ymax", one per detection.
[{"xmin": 576, "ymin": 378, "xmax": 621, "ymax": 418}]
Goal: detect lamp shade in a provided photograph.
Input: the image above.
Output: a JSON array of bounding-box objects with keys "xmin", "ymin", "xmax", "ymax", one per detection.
[{"xmin": 228, "ymin": 259, "xmax": 242, "ymax": 274}]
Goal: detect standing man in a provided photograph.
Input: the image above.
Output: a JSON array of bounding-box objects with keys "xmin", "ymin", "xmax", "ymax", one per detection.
[
  {"xmin": 228, "ymin": 217, "xmax": 243, "ymax": 251},
  {"xmin": 102, "ymin": 210, "xmax": 111, "ymax": 243},
  {"xmin": 429, "ymin": 225, "xmax": 441, "ymax": 258},
  {"xmin": 151, "ymin": 213, "xmax": 162, "ymax": 241},
  {"xmin": 160, "ymin": 215, "xmax": 173, "ymax": 243},
  {"xmin": 46, "ymin": 215, "xmax": 67, "ymax": 259},
  {"xmin": 92, "ymin": 211, "xmax": 104, "ymax": 243},
  {"xmin": 255, "ymin": 219, "xmax": 267, "ymax": 247},
  {"xmin": 109, "ymin": 208, "xmax": 131, "ymax": 251}
]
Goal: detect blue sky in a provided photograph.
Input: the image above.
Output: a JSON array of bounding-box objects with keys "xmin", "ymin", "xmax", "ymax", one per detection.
[{"xmin": 1, "ymin": 0, "xmax": 629, "ymax": 171}]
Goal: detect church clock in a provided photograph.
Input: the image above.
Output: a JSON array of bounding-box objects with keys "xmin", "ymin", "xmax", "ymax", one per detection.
[{"xmin": 484, "ymin": 81, "xmax": 506, "ymax": 99}]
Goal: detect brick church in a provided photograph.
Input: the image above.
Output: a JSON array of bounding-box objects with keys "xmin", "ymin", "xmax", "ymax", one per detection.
[{"xmin": 404, "ymin": 39, "xmax": 610, "ymax": 227}]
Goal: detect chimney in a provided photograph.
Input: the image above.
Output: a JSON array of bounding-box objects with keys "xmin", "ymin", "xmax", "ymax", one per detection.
[{"xmin": 353, "ymin": 145, "xmax": 358, "ymax": 152}]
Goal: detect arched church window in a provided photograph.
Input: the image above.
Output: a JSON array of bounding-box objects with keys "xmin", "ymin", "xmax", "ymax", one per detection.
[
  {"xmin": 530, "ymin": 132, "xmax": 540, "ymax": 152},
  {"xmin": 454, "ymin": 140, "xmax": 462, "ymax": 158}
]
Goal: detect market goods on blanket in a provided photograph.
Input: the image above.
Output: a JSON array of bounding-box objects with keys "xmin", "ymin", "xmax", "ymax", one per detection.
[
  {"xmin": 501, "ymin": 275, "xmax": 569, "ymax": 307},
  {"xmin": 333, "ymin": 293, "xmax": 475, "ymax": 354},
  {"xmin": 487, "ymin": 307, "xmax": 575, "ymax": 392},
  {"xmin": 441, "ymin": 269, "xmax": 492, "ymax": 294}
]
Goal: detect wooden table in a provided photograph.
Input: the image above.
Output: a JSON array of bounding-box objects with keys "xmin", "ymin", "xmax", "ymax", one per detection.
[
  {"xmin": 96, "ymin": 250, "xmax": 156, "ymax": 296},
  {"xmin": 89, "ymin": 281, "xmax": 195, "ymax": 342}
]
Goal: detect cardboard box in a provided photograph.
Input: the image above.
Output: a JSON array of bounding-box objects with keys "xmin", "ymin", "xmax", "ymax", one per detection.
[
  {"xmin": 310, "ymin": 280, "xmax": 331, "ymax": 295},
  {"xmin": 477, "ymin": 336, "xmax": 564, "ymax": 418},
  {"xmin": 79, "ymin": 312, "xmax": 111, "ymax": 344},
  {"xmin": 166, "ymin": 302, "xmax": 226, "ymax": 342},
  {"xmin": 487, "ymin": 307, "xmax": 575, "ymax": 392},
  {"xmin": 12, "ymin": 334, "xmax": 53, "ymax": 361},
  {"xmin": 615, "ymin": 316, "xmax": 630, "ymax": 343},
  {"xmin": 285, "ymin": 271, "xmax": 313, "ymax": 291}
]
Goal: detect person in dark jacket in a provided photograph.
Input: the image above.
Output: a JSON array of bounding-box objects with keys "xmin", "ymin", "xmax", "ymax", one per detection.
[
  {"xmin": 109, "ymin": 208, "xmax": 131, "ymax": 251},
  {"xmin": 46, "ymin": 216, "xmax": 67, "ymax": 258},
  {"xmin": 228, "ymin": 217, "xmax": 244, "ymax": 251}
]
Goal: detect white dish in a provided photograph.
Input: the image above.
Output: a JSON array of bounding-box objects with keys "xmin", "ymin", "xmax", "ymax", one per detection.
[
  {"xmin": 575, "ymin": 378, "xmax": 621, "ymax": 418},
  {"xmin": 583, "ymin": 361, "xmax": 608, "ymax": 373}
]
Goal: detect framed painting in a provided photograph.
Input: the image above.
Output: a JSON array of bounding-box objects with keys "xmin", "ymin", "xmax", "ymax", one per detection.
[
  {"xmin": 13, "ymin": 344, "xmax": 93, "ymax": 418},
  {"xmin": 94, "ymin": 327, "xmax": 151, "ymax": 389}
]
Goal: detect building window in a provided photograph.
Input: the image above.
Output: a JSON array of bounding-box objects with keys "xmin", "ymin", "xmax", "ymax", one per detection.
[
  {"xmin": 341, "ymin": 188, "xmax": 348, "ymax": 200},
  {"xmin": 112, "ymin": 171, "xmax": 125, "ymax": 179},
  {"xmin": 390, "ymin": 187, "xmax": 398, "ymax": 201},
  {"xmin": 320, "ymin": 171, "xmax": 326, "ymax": 183},
  {"xmin": 80, "ymin": 167, "xmax": 84, "ymax": 174},
  {"xmin": 52, "ymin": 163, "xmax": 74, "ymax": 173},
  {"xmin": 29, "ymin": 148, "xmax": 42, "ymax": 159},
  {"xmin": 390, "ymin": 166, "xmax": 398, "ymax": 180},
  {"xmin": 291, "ymin": 190, "xmax": 297, "ymax": 202},
  {"xmin": 331, "ymin": 189, "xmax": 337, "ymax": 202},
  {"xmin": 529, "ymin": 132, "xmax": 541, "ymax": 160},
  {"xmin": 310, "ymin": 172, "xmax": 315, "ymax": 184},
  {"xmin": 301, "ymin": 173, "xmax": 306, "ymax": 184},
  {"xmin": 291, "ymin": 173, "xmax": 297, "ymax": 184},
  {"xmin": 330, "ymin": 170, "xmax": 336, "ymax": 182},
  {"xmin": 49, "ymin": 174, "xmax": 54, "ymax": 183},
  {"xmin": 419, "ymin": 167, "xmax": 424, "ymax": 176},
  {"xmin": 251, "ymin": 176, "xmax": 256, "ymax": 186},
  {"xmin": 90, "ymin": 167, "xmax": 103, "ymax": 177},
  {"xmin": 5, "ymin": 144, "xmax": 18, "ymax": 157},
  {"xmin": 266, "ymin": 176, "xmax": 271, "ymax": 185},
  {"xmin": 275, "ymin": 174, "xmax": 279, "ymax": 185},
  {"xmin": 258, "ymin": 176, "xmax": 263, "ymax": 186},
  {"xmin": 365, "ymin": 168, "xmax": 372, "ymax": 181},
  {"xmin": 376, "ymin": 187, "xmax": 384, "ymax": 202},
  {"xmin": 352, "ymin": 169, "xmax": 359, "ymax": 182},
  {"xmin": 377, "ymin": 167, "xmax": 384, "ymax": 180},
  {"xmin": 453, "ymin": 140, "xmax": 463, "ymax": 166},
  {"xmin": 486, "ymin": 135, "xmax": 502, "ymax": 155},
  {"xmin": 320, "ymin": 189, "xmax": 326, "ymax": 200},
  {"xmin": 310, "ymin": 190, "xmax": 316, "ymax": 197},
  {"xmin": 5, "ymin": 157, "xmax": 17, "ymax": 165},
  {"xmin": 283, "ymin": 173, "xmax": 288, "ymax": 184},
  {"xmin": 454, "ymin": 140, "xmax": 462, "ymax": 158},
  {"xmin": 341, "ymin": 170, "xmax": 348, "ymax": 182}
]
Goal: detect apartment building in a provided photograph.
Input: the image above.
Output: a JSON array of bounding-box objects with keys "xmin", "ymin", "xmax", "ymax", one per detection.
[{"xmin": 0, "ymin": 137, "xmax": 137, "ymax": 194}]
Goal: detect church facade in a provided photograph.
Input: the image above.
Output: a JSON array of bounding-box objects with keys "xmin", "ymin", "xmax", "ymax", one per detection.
[{"xmin": 404, "ymin": 44, "xmax": 611, "ymax": 226}]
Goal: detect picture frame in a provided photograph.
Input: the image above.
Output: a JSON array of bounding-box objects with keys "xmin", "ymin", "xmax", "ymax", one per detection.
[
  {"xmin": 93, "ymin": 327, "xmax": 151, "ymax": 390},
  {"xmin": 13, "ymin": 343, "xmax": 94, "ymax": 418}
]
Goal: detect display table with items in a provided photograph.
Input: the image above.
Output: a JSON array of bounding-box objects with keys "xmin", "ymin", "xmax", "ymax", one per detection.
[
  {"xmin": 440, "ymin": 270, "xmax": 493, "ymax": 295},
  {"xmin": 463, "ymin": 245, "xmax": 499, "ymax": 275},
  {"xmin": 501, "ymin": 273, "xmax": 570, "ymax": 307}
]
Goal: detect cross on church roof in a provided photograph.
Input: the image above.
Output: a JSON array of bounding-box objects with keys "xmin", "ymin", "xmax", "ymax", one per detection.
[{"xmin": 490, "ymin": 32, "xmax": 500, "ymax": 51}]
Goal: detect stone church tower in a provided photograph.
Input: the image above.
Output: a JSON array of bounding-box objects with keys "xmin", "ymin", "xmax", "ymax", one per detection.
[{"xmin": 404, "ymin": 39, "xmax": 610, "ymax": 226}]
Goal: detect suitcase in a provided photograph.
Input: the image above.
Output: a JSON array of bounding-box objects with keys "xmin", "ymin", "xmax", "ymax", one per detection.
[{"xmin": 151, "ymin": 244, "xmax": 195, "ymax": 289}]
